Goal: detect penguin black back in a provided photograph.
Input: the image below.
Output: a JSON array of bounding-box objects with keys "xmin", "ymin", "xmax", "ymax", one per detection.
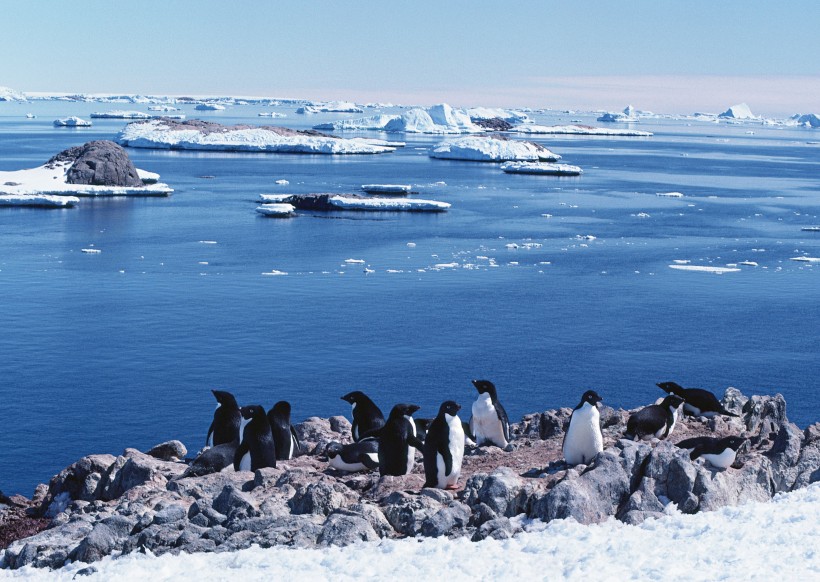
[
  {"xmin": 267, "ymin": 400, "xmax": 301, "ymax": 460},
  {"xmin": 625, "ymin": 395, "xmax": 685, "ymax": 440},
  {"xmin": 207, "ymin": 389, "xmax": 241, "ymax": 447},
  {"xmin": 372, "ymin": 403, "xmax": 424, "ymax": 476},
  {"xmin": 341, "ymin": 390, "xmax": 385, "ymax": 442},
  {"xmin": 234, "ymin": 405, "xmax": 277, "ymax": 471},
  {"xmin": 676, "ymin": 435, "xmax": 747, "ymax": 461},
  {"xmin": 423, "ymin": 400, "xmax": 465, "ymax": 489},
  {"xmin": 657, "ymin": 381, "xmax": 738, "ymax": 417}
]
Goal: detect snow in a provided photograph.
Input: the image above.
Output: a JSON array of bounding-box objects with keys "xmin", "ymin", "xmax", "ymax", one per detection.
[
  {"xmin": 0, "ymin": 163, "xmax": 173, "ymax": 198},
  {"xmin": 719, "ymin": 103, "xmax": 757, "ymax": 120},
  {"xmin": 501, "ymin": 162, "xmax": 582, "ymax": 176},
  {"xmin": 255, "ymin": 203, "xmax": 294, "ymax": 217},
  {"xmin": 116, "ymin": 120, "xmax": 396, "ymax": 155},
  {"xmin": 5, "ymin": 483, "xmax": 818, "ymax": 581},
  {"xmin": 509, "ymin": 124, "xmax": 652, "ymax": 137},
  {"xmin": 430, "ymin": 137, "xmax": 560, "ymax": 162},
  {"xmin": 90, "ymin": 111, "xmax": 152, "ymax": 119},
  {"xmin": 466, "ymin": 107, "xmax": 531, "ymax": 124},
  {"xmin": 53, "ymin": 117, "xmax": 91, "ymax": 127},
  {"xmin": 314, "ymin": 104, "xmax": 481, "ymax": 134},
  {"xmin": 136, "ymin": 169, "xmax": 160, "ymax": 184},
  {"xmin": 327, "ymin": 196, "xmax": 450, "ymax": 212}
]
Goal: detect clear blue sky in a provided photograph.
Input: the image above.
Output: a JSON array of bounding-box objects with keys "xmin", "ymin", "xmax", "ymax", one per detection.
[{"xmin": 3, "ymin": 0, "xmax": 819, "ymax": 115}]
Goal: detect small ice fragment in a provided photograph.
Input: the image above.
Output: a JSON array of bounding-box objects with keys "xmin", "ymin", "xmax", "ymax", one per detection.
[
  {"xmin": 81, "ymin": 248, "xmax": 101, "ymax": 254},
  {"xmin": 199, "ymin": 240, "xmax": 218, "ymax": 244},
  {"xmin": 406, "ymin": 242, "xmax": 416, "ymax": 248},
  {"xmin": 262, "ymin": 270, "xmax": 288, "ymax": 276},
  {"xmin": 275, "ymin": 179, "xmax": 289, "ymax": 185},
  {"xmin": 506, "ymin": 243, "xmax": 519, "ymax": 249},
  {"xmin": 657, "ymin": 192, "xmax": 684, "ymax": 198},
  {"xmin": 345, "ymin": 259, "xmax": 366, "ymax": 264}
]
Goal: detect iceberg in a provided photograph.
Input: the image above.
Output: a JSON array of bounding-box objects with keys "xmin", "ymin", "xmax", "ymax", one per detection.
[
  {"xmin": 718, "ymin": 103, "xmax": 756, "ymax": 119},
  {"xmin": 0, "ymin": 85, "xmax": 25, "ymax": 101},
  {"xmin": 257, "ymin": 112, "xmax": 287, "ymax": 118},
  {"xmin": 195, "ymin": 103, "xmax": 226, "ymax": 111},
  {"xmin": 90, "ymin": 110, "xmax": 152, "ymax": 119},
  {"xmin": 597, "ymin": 105, "xmax": 638, "ymax": 122},
  {"xmin": 430, "ymin": 136, "xmax": 560, "ymax": 162},
  {"xmin": 313, "ymin": 114, "xmax": 400, "ymax": 131},
  {"xmin": 53, "ymin": 116, "xmax": 92, "ymax": 127},
  {"xmin": 314, "ymin": 104, "xmax": 482, "ymax": 134},
  {"xmin": 148, "ymin": 105, "xmax": 180, "ymax": 112},
  {"xmin": 0, "ymin": 194, "xmax": 79, "ymax": 208},
  {"xmin": 509, "ymin": 124, "xmax": 652, "ymax": 137},
  {"xmin": 255, "ymin": 203, "xmax": 295, "ymax": 217},
  {"xmin": 500, "ymin": 161, "xmax": 582, "ymax": 176},
  {"xmin": 258, "ymin": 193, "xmax": 449, "ymax": 212},
  {"xmin": 296, "ymin": 101, "xmax": 364, "ymax": 114},
  {"xmin": 466, "ymin": 107, "xmax": 531, "ymax": 124},
  {"xmin": 787, "ymin": 113, "xmax": 820, "ymax": 128},
  {"xmin": 116, "ymin": 119, "xmax": 396, "ymax": 155}
]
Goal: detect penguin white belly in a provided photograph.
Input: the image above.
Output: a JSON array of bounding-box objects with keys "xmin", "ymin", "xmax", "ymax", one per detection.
[
  {"xmin": 664, "ymin": 406, "xmax": 680, "ymax": 438},
  {"xmin": 563, "ymin": 404, "xmax": 603, "ymax": 465},
  {"xmin": 239, "ymin": 452, "xmax": 251, "ymax": 472},
  {"xmin": 405, "ymin": 445, "xmax": 415, "ymax": 475},
  {"xmin": 288, "ymin": 435, "xmax": 295, "ymax": 460},
  {"xmin": 329, "ymin": 454, "xmax": 375, "ymax": 472},
  {"xmin": 206, "ymin": 433, "xmax": 213, "ymax": 448},
  {"xmin": 440, "ymin": 414, "xmax": 465, "ymax": 487},
  {"xmin": 683, "ymin": 403, "xmax": 702, "ymax": 416},
  {"xmin": 472, "ymin": 395, "xmax": 507, "ymax": 447},
  {"xmin": 701, "ymin": 448, "xmax": 736, "ymax": 469}
]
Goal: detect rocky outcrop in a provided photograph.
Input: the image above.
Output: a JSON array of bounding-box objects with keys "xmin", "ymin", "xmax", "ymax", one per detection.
[
  {"xmin": 47, "ymin": 141, "xmax": 144, "ymax": 187},
  {"xmin": 2, "ymin": 390, "xmax": 818, "ymax": 570}
]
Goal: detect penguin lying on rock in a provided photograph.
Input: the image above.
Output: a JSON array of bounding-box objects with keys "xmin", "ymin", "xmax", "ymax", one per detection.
[
  {"xmin": 563, "ymin": 390, "xmax": 604, "ymax": 466},
  {"xmin": 676, "ymin": 435, "xmax": 747, "ymax": 469},
  {"xmin": 325, "ymin": 441, "xmax": 379, "ymax": 472},
  {"xmin": 657, "ymin": 381, "xmax": 739, "ymax": 418},
  {"xmin": 423, "ymin": 401, "xmax": 465, "ymax": 489},
  {"xmin": 341, "ymin": 390, "xmax": 385, "ymax": 442},
  {"xmin": 625, "ymin": 394, "xmax": 686, "ymax": 441}
]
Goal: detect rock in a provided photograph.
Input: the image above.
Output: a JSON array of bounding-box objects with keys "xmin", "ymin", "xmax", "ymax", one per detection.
[
  {"xmin": 743, "ymin": 393, "xmax": 788, "ymax": 437},
  {"xmin": 289, "ymin": 481, "xmax": 355, "ymax": 516},
  {"xmin": 419, "ymin": 502, "xmax": 471, "ymax": 538},
  {"xmin": 293, "ymin": 417, "xmax": 350, "ymax": 455},
  {"xmin": 468, "ymin": 502, "xmax": 498, "ymax": 527},
  {"xmin": 152, "ymin": 504, "xmax": 187, "ymax": 525},
  {"xmin": 212, "ymin": 485, "xmax": 258, "ymax": 521},
  {"xmin": 40, "ymin": 454, "xmax": 117, "ymax": 513},
  {"xmin": 48, "ymin": 141, "xmax": 144, "ymax": 187},
  {"xmin": 380, "ymin": 491, "xmax": 443, "ymax": 536},
  {"xmin": 317, "ymin": 511, "xmax": 379, "ymax": 546},
  {"xmin": 764, "ymin": 421, "xmax": 804, "ymax": 492},
  {"xmin": 347, "ymin": 502, "xmax": 392, "ymax": 538},
  {"xmin": 793, "ymin": 424, "xmax": 820, "ymax": 489},
  {"xmin": 71, "ymin": 522, "xmax": 121, "ymax": 563},
  {"xmin": 722, "ymin": 387, "xmax": 748, "ymax": 416},
  {"xmin": 3, "ymin": 518, "xmax": 93, "ymax": 569},
  {"xmin": 463, "ymin": 467, "xmax": 527, "ymax": 517},
  {"xmin": 474, "ymin": 117, "xmax": 513, "ymax": 131},
  {"xmin": 471, "ymin": 517, "xmax": 522, "ymax": 541},
  {"xmin": 102, "ymin": 449, "xmax": 186, "ymax": 501},
  {"xmin": 167, "ymin": 471, "xmax": 249, "ymax": 502},
  {"xmin": 146, "ymin": 441, "xmax": 187, "ymax": 462}
]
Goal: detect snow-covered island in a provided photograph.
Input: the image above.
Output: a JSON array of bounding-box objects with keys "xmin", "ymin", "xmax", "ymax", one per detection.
[
  {"xmin": 509, "ymin": 124, "xmax": 652, "ymax": 137},
  {"xmin": 430, "ymin": 136, "xmax": 560, "ymax": 162},
  {"xmin": 314, "ymin": 103, "xmax": 482, "ymax": 134},
  {"xmin": 53, "ymin": 116, "xmax": 92, "ymax": 127},
  {"xmin": 115, "ymin": 119, "xmax": 397, "ymax": 154},
  {"xmin": 0, "ymin": 140, "xmax": 172, "ymax": 204}
]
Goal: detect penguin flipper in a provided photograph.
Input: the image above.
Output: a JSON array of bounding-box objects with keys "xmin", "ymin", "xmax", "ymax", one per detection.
[
  {"xmin": 351, "ymin": 420, "xmax": 360, "ymax": 442},
  {"xmin": 439, "ymin": 440, "xmax": 453, "ymax": 477},
  {"xmin": 408, "ymin": 435, "xmax": 425, "ymax": 451},
  {"xmin": 290, "ymin": 426, "xmax": 302, "ymax": 455},
  {"xmin": 206, "ymin": 422, "xmax": 215, "ymax": 447},
  {"xmin": 233, "ymin": 441, "xmax": 249, "ymax": 471},
  {"xmin": 360, "ymin": 453, "xmax": 379, "ymax": 470},
  {"xmin": 462, "ymin": 421, "xmax": 474, "ymax": 441},
  {"xmin": 495, "ymin": 403, "xmax": 511, "ymax": 443}
]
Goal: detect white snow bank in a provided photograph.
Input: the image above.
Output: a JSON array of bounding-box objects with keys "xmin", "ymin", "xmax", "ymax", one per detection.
[
  {"xmin": 328, "ymin": 196, "xmax": 450, "ymax": 211},
  {"xmin": 430, "ymin": 136, "xmax": 560, "ymax": 162},
  {"xmin": 116, "ymin": 120, "xmax": 395, "ymax": 155},
  {"xmin": 90, "ymin": 111, "xmax": 151, "ymax": 119},
  {"xmin": 466, "ymin": 107, "xmax": 531, "ymax": 124},
  {"xmin": 9, "ymin": 483, "xmax": 819, "ymax": 581},
  {"xmin": 0, "ymin": 194, "xmax": 79, "ymax": 208},
  {"xmin": 509, "ymin": 124, "xmax": 652, "ymax": 137},
  {"xmin": 314, "ymin": 104, "xmax": 481, "ymax": 134},
  {"xmin": 53, "ymin": 117, "xmax": 91, "ymax": 127},
  {"xmin": 501, "ymin": 162, "xmax": 582, "ymax": 176},
  {"xmin": 719, "ymin": 103, "xmax": 756, "ymax": 119},
  {"xmin": 0, "ymin": 163, "xmax": 173, "ymax": 197},
  {"xmin": 669, "ymin": 264, "xmax": 741, "ymax": 273}
]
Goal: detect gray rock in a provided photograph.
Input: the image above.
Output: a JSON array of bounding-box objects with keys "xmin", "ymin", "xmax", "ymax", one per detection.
[
  {"xmin": 764, "ymin": 420, "xmax": 803, "ymax": 492},
  {"xmin": 317, "ymin": 511, "xmax": 379, "ymax": 546},
  {"xmin": 294, "ymin": 416, "xmax": 350, "ymax": 455},
  {"xmin": 187, "ymin": 499, "xmax": 227, "ymax": 527},
  {"xmin": 102, "ymin": 449, "xmax": 186, "ymax": 501},
  {"xmin": 146, "ymin": 441, "xmax": 187, "ymax": 462},
  {"xmin": 52, "ymin": 141, "xmax": 144, "ymax": 187},
  {"xmin": 468, "ymin": 502, "xmax": 498, "ymax": 527},
  {"xmin": 71, "ymin": 522, "xmax": 121, "ymax": 563},
  {"xmin": 381, "ymin": 491, "xmax": 443, "ymax": 536},
  {"xmin": 722, "ymin": 387, "xmax": 748, "ymax": 417},
  {"xmin": 3, "ymin": 518, "xmax": 93, "ymax": 569},
  {"xmin": 471, "ymin": 517, "xmax": 522, "ymax": 541},
  {"xmin": 40, "ymin": 454, "xmax": 117, "ymax": 513},
  {"xmin": 212, "ymin": 485, "xmax": 258, "ymax": 521},
  {"xmin": 347, "ymin": 502, "xmax": 392, "ymax": 538},
  {"xmin": 168, "ymin": 471, "xmax": 249, "ymax": 501},
  {"xmin": 793, "ymin": 424, "xmax": 820, "ymax": 489},
  {"xmin": 152, "ymin": 504, "xmax": 187, "ymax": 525},
  {"xmin": 289, "ymin": 481, "xmax": 354, "ymax": 516},
  {"xmin": 419, "ymin": 502, "xmax": 471, "ymax": 538},
  {"xmin": 463, "ymin": 467, "xmax": 527, "ymax": 517}
]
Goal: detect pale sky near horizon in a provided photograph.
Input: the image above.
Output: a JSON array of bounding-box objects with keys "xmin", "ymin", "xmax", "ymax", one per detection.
[{"xmin": 3, "ymin": 0, "xmax": 819, "ymax": 116}]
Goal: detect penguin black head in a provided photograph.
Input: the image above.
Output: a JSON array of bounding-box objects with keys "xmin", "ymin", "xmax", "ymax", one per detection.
[
  {"xmin": 438, "ymin": 400, "xmax": 461, "ymax": 418},
  {"xmin": 472, "ymin": 379, "xmax": 498, "ymax": 399},
  {"xmin": 325, "ymin": 442, "xmax": 343, "ymax": 459},
  {"xmin": 657, "ymin": 381, "xmax": 684, "ymax": 396},
  {"xmin": 341, "ymin": 391, "xmax": 367, "ymax": 405},
  {"xmin": 661, "ymin": 394, "xmax": 686, "ymax": 409},
  {"xmin": 580, "ymin": 390, "xmax": 602, "ymax": 407},
  {"xmin": 270, "ymin": 400, "xmax": 291, "ymax": 417},
  {"xmin": 723, "ymin": 435, "xmax": 747, "ymax": 452},
  {"xmin": 388, "ymin": 403, "xmax": 420, "ymax": 419},
  {"xmin": 240, "ymin": 404, "xmax": 266, "ymax": 420},
  {"xmin": 212, "ymin": 390, "xmax": 239, "ymax": 408}
]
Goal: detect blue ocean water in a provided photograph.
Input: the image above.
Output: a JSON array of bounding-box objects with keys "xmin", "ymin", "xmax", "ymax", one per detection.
[{"xmin": 1, "ymin": 102, "xmax": 818, "ymax": 496}]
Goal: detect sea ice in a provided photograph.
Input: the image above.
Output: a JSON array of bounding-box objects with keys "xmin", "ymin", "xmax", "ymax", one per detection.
[
  {"xmin": 430, "ymin": 137, "xmax": 560, "ymax": 162},
  {"xmin": 90, "ymin": 110, "xmax": 152, "ymax": 119},
  {"xmin": 314, "ymin": 104, "xmax": 481, "ymax": 134},
  {"xmin": 53, "ymin": 116, "xmax": 92, "ymax": 127},
  {"xmin": 669, "ymin": 265, "xmax": 741, "ymax": 273},
  {"xmin": 509, "ymin": 124, "xmax": 652, "ymax": 137},
  {"xmin": 500, "ymin": 162, "xmax": 582, "ymax": 176}
]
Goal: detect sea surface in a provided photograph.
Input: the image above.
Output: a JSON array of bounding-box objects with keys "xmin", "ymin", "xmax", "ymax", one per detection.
[{"xmin": 1, "ymin": 101, "xmax": 818, "ymax": 496}]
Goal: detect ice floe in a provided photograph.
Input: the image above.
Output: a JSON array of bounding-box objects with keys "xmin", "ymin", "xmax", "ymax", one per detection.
[
  {"xmin": 509, "ymin": 124, "xmax": 652, "ymax": 137},
  {"xmin": 430, "ymin": 137, "xmax": 560, "ymax": 162},
  {"xmin": 790, "ymin": 256, "xmax": 820, "ymax": 263},
  {"xmin": 255, "ymin": 203, "xmax": 295, "ymax": 217},
  {"xmin": 116, "ymin": 119, "xmax": 396, "ymax": 154},
  {"xmin": 53, "ymin": 116, "xmax": 92, "ymax": 127},
  {"xmin": 657, "ymin": 191, "xmax": 684, "ymax": 198},
  {"xmin": 297, "ymin": 101, "xmax": 364, "ymax": 114},
  {"xmin": 257, "ymin": 112, "xmax": 287, "ymax": 118},
  {"xmin": 195, "ymin": 103, "xmax": 226, "ymax": 111},
  {"xmin": 0, "ymin": 194, "xmax": 79, "ymax": 208},
  {"xmin": 669, "ymin": 265, "xmax": 741, "ymax": 273},
  {"xmin": 501, "ymin": 162, "xmax": 582, "ymax": 176},
  {"xmin": 326, "ymin": 195, "xmax": 449, "ymax": 212}
]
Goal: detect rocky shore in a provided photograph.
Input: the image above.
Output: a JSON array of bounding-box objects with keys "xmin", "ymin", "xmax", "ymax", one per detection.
[{"xmin": 2, "ymin": 389, "xmax": 818, "ymax": 571}]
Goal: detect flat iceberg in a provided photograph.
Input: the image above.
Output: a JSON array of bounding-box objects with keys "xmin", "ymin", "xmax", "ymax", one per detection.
[
  {"xmin": 314, "ymin": 104, "xmax": 481, "ymax": 134},
  {"xmin": 510, "ymin": 124, "xmax": 652, "ymax": 137},
  {"xmin": 430, "ymin": 136, "xmax": 560, "ymax": 162},
  {"xmin": 259, "ymin": 193, "xmax": 449, "ymax": 212},
  {"xmin": 597, "ymin": 105, "xmax": 638, "ymax": 122},
  {"xmin": 0, "ymin": 194, "xmax": 79, "ymax": 208},
  {"xmin": 195, "ymin": 103, "xmax": 226, "ymax": 111},
  {"xmin": 501, "ymin": 161, "xmax": 582, "ymax": 176},
  {"xmin": 53, "ymin": 116, "xmax": 92, "ymax": 127},
  {"xmin": 116, "ymin": 119, "xmax": 396, "ymax": 154},
  {"xmin": 669, "ymin": 264, "xmax": 741, "ymax": 273},
  {"xmin": 90, "ymin": 110, "xmax": 152, "ymax": 119},
  {"xmin": 255, "ymin": 203, "xmax": 295, "ymax": 217},
  {"xmin": 719, "ymin": 103, "xmax": 756, "ymax": 119}
]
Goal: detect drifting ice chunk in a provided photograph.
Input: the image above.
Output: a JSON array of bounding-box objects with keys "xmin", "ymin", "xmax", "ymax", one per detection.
[
  {"xmin": 255, "ymin": 203, "xmax": 295, "ymax": 217},
  {"xmin": 501, "ymin": 162, "xmax": 582, "ymax": 176},
  {"xmin": 54, "ymin": 116, "xmax": 92, "ymax": 127},
  {"xmin": 430, "ymin": 137, "xmax": 560, "ymax": 162}
]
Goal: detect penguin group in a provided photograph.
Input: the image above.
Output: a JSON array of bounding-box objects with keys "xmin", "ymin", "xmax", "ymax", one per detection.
[{"xmin": 190, "ymin": 378, "xmax": 748, "ymax": 488}]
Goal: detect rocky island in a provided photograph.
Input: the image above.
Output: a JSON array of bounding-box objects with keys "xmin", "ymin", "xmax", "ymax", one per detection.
[{"xmin": 1, "ymin": 388, "xmax": 818, "ymax": 571}]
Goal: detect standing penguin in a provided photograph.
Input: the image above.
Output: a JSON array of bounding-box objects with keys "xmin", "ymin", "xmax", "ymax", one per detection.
[
  {"xmin": 656, "ymin": 381, "xmax": 739, "ymax": 418},
  {"xmin": 563, "ymin": 390, "xmax": 604, "ymax": 465},
  {"xmin": 267, "ymin": 401, "xmax": 301, "ymax": 460},
  {"xmin": 469, "ymin": 379, "xmax": 510, "ymax": 448},
  {"xmin": 675, "ymin": 435, "xmax": 747, "ymax": 469},
  {"xmin": 625, "ymin": 395, "xmax": 686, "ymax": 441},
  {"xmin": 206, "ymin": 390, "xmax": 241, "ymax": 447},
  {"xmin": 233, "ymin": 405, "xmax": 277, "ymax": 471},
  {"xmin": 341, "ymin": 391, "xmax": 385, "ymax": 442},
  {"xmin": 368, "ymin": 403, "xmax": 424, "ymax": 476},
  {"xmin": 423, "ymin": 401, "xmax": 465, "ymax": 489}
]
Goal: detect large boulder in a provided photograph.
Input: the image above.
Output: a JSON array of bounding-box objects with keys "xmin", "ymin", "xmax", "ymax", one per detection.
[{"xmin": 49, "ymin": 141, "xmax": 144, "ymax": 187}]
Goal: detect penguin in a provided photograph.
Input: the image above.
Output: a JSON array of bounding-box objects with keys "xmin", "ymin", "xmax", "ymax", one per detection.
[
  {"xmin": 206, "ymin": 390, "xmax": 241, "ymax": 447},
  {"xmin": 414, "ymin": 418, "xmax": 432, "ymax": 442},
  {"xmin": 366, "ymin": 403, "xmax": 424, "ymax": 476},
  {"xmin": 676, "ymin": 435, "xmax": 747, "ymax": 469},
  {"xmin": 266, "ymin": 401, "xmax": 301, "ymax": 460},
  {"xmin": 341, "ymin": 390, "xmax": 385, "ymax": 442},
  {"xmin": 325, "ymin": 440, "xmax": 380, "ymax": 472},
  {"xmin": 233, "ymin": 405, "xmax": 277, "ymax": 471},
  {"xmin": 625, "ymin": 394, "xmax": 686, "ymax": 441},
  {"xmin": 423, "ymin": 401, "xmax": 465, "ymax": 489},
  {"xmin": 657, "ymin": 381, "xmax": 739, "ymax": 418},
  {"xmin": 183, "ymin": 442, "xmax": 237, "ymax": 477},
  {"xmin": 469, "ymin": 379, "xmax": 510, "ymax": 448},
  {"xmin": 562, "ymin": 390, "xmax": 604, "ymax": 466}
]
